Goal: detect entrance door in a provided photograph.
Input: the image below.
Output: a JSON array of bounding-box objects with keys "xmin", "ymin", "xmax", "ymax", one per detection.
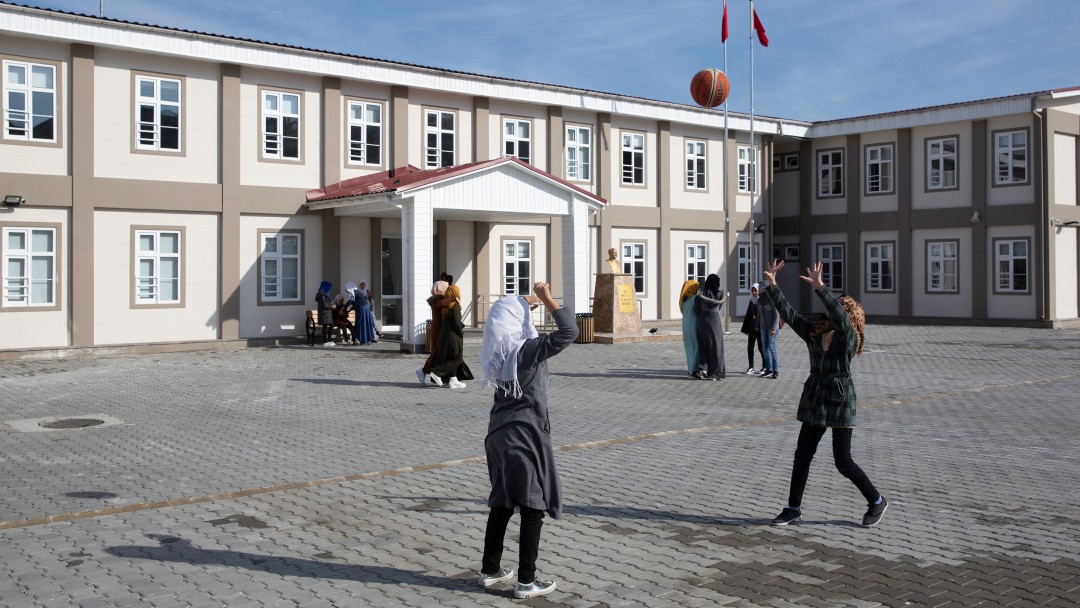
[{"xmin": 380, "ymin": 236, "xmax": 402, "ymax": 330}]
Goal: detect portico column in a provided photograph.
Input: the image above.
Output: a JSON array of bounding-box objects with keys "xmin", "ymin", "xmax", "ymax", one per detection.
[
  {"xmin": 561, "ymin": 198, "xmax": 592, "ymax": 314},
  {"xmin": 401, "ymin": 190, "xmax": 434, "ymax": 353}
]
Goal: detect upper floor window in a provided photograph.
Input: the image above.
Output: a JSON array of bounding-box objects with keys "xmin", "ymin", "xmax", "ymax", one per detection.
[
  {"xmin": 865, "ymin": 144, "xmax": 893, "ymax": 194},
  {"xmin": 686, "ymin": 243, "xmax": 707, "ymax": 283},
  {"xmin": 736, "ymin": 242, "xmax": 760, "ymax": 292},
  {"xmin": 262, "ymin": 89, "xmax": 301, "ymax": 160},
  {"xmin": 686, "ymin": 140, "xmax": 707, "ymax": 190},
  {"xmin": 621, "ymin": 132, "xmax": 645, "ymax": 185},
  {"xmin": 865, "ymin": 242, "xmax": 894, "ymax": 292},
  {"xmin": 3, "ymin": 60, "xmax": 56, "ymax": 143},
  {"xmin": 2, "ymin": 226, "xmax": 56, "ymax": 307},
  {"xmin": 503, "ymin": 119, "xmax": 531, "ymax": 165},
  {"xmin": 565, "ymin": 125, "xmax": 592, "ymax": 181},
  {"xmin": 503, "ymin": 239, "xmax": 532, "ymax": 296},
  {"xmin": 994, "ymin": 238, "xmax": 1029, "ymax": 293},
  {"xmin": 738, "ymin": 146, "xmax": 757, "ymax": 193},
  {"xmin": 135, "ymin": 75, "xmax": 181, "ymax": 152},
  {"xmin": 135, "ymin": 230, "xmax": 181, "ymax": 305},
  {"xmin": 347, "ymin": 100, "xmax": 382, "ymax": 166},
  {"xmin": 927, "ymin": 136, "xmax": 958, "ymax": 190},
  {"xmin": 818, "ymin": 243, "xmax": 844, "ymax": 291},
  {"xmin": 425, "ymin": 109, "xmax": 455, "ymax": 168},
  {"xmin": 994, "ymin": 129, "xmax": 1028, "ymax": 186},
  {"xmin": 621, "ymin": 242, "xmax": 646, "ymax": 293},
  {"xmin": 818, "ymin": 149, "xmax": 843, "ymax": 197},
  {"xmin": 261, "ymin": 232, "xmax": 301, "ymax": 302},
  {"xmin": 927, "ymin": 240, "xmax": 958, "ymax": 293}
]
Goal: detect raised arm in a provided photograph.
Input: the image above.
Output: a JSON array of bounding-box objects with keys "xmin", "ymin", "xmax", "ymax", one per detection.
[{"xmin": 525, "ymin": 281, "xmax": 577, "ymax": 363}]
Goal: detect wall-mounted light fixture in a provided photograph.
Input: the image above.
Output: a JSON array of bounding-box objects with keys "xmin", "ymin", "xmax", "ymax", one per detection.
[
  {"xmin": 1050, "ymin": 218, "xmax": 1080, "ymax": 228},
  {"xmin": 970, "ymin": 211, "xmax": 982, "ymax": 223},
  {"xmin": 753, "ymin": 223, "xmax": 768, "ymax": 233},
  {"xmin": 2, "ymin": 195, "xmax": 25, "ymax": 207}
]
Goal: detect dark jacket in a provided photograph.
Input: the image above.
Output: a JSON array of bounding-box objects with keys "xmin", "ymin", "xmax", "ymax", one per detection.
[
  {"xmin": 315, "ymin": 291, "xmax": 333, "ymax": 325},
  {"xmin": 740, "ymin": 299, "xmax": 759, "ymax": 335},
  {"xmin": 763, "ymin": 283, "xmax": 858, "ymax": 427}
]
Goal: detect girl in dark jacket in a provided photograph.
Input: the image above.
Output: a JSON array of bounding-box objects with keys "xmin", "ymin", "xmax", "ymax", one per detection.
[
  {"xmin": 762, "ymin": 260, "xmax": 888, "ymax": 528},
  {"xmin": 740, "ymin": 283, "xmax": 766, "ymax": 374},
  {"xmin": 315, "ymin": 281, "xmax": 335, "ymax": 345}
]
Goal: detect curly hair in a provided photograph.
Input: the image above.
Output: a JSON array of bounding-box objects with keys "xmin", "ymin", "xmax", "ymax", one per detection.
[{"xmin": 809, "ymin": 296, "xmax": 865, "ymax": 356}]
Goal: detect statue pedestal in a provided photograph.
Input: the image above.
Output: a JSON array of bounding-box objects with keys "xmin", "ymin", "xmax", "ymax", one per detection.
[{"xmin": 592, "ymin": 274, "xmax": 642, "ymax": 334}]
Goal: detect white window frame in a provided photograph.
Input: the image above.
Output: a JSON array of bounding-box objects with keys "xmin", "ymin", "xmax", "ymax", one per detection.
[
  {"xmin": 994, "ymin": 238, "xmax": 1030, "ymax": 293},
  {"xmin": 261, "ymin": 232, "xmax": 302, "ymax": 302},
  {"xmin": 502, "ymin": 239, "xmax": 533, "ymax": 296},
  {"xmin": 736, "ymin": 242, "xmax": 760, "ymax": 293},
  {"xmin": 346, "ymin": 99, "xmax": 382, "ymax": 166},
  {"xmin": 3, "ymin": 59, "xmax": 57, "ymax": 143},
  {"xmin": 927, "ymin": 136, "xmax": 958, "ymax": 190},
  {"xmin": 686, "ymin": 243, "xmax": 707, "ymax": 283},
  {"xmin": 865, "ymin": 144, "xmax": 893, "ymax": 194},
  {"xmin": 424, "ymin": 109, "xmax": 455, "ymax": 168},
  {"xmin": 565, "ymin": 125, "xmax": 592, "ymax": 182},
  {"xmin": 818, "ymin": 149, "xmax": 844, "ymax": 197},
  {"xmin": 503, "ymin": 118, "xmax": 532, "ymax": 165},
  {"xmin": 737, "ymin": 145, "xmax": 757, "ymax": 193},
  {"xmin": 685, "ymin": 140, "xmax": 707, "ymax": 190},
  {"xmin": 927, "ymin": 240, "xmax": 958, "ymax": 293},
  {"xmin": 2, "ymin": 226, "xmax": 56, "ymax": 307},
  {"xmin": 994, "ymin": 129, "xmax": 1028, "ymax": 186},
  {"xmin": 621, "ymin": 242, "xmax": 646, "ymax": 294},
  {"xmin": 134, "ymin": 75, "xmax": 181, "ymax": 152},
  {"xmin": 621, "ymin": 132, "xmax": 645, "ymax": 185},
  {"xmin": 135, "ymin": 230, "xmax": 182, "ymax": 305},
  {"xmin": 865, "ymin": 242, "xmax": 894, "ymax": 292},
  {"xmin": 262, "ymin": 89, "xmax": 301, "ymax": 160},
  {"xmin": 818, "ymin": 243, "xmax": 845, "ymax": 291}
]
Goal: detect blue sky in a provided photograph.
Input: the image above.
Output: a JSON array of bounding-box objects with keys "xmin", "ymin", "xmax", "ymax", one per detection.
[{"xmin": 13, "ymin": 0, "xmax": 1080, "ymax": 121}]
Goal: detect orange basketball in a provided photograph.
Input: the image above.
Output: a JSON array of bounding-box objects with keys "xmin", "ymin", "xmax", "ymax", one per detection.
[{"xmin": 690, "ymin": 68, "xmax": 731, "ymax": 109}]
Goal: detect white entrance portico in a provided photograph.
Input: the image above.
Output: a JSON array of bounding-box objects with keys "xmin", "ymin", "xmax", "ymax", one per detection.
[{"xmin": 306, "ymin": 157, "xmax": 606, "ymax": 352}]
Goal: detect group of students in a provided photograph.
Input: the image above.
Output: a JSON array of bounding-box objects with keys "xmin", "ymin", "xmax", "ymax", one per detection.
[
  {"xmin": 476, "ymin": 263, "xmax": 887, "ymax": 599},
  {"xmin": 415, "ymin": 274, "xmax": 473, "ymax": 389},
  {"xmin": 314, "ymin": 280, "xmax": 382, "ymax": 346}
]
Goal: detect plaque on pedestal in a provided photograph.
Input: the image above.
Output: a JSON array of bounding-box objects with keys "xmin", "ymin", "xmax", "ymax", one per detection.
[{"xmin": 592, "ymin": 274, "xmax": 642, "ymax": 334}]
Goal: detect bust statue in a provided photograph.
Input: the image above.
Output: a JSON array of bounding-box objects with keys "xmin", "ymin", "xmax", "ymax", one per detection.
[{"xmin": 606, "ymin": 247, "xmax": 619, "ymax": 274}]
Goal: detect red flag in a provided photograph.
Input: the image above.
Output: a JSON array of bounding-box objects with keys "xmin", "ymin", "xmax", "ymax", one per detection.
[
  {"xmin": 753, "ymin": 7, "xmax": 768, "ymax": 47},
  {"xmin": 722, "ymin": 0, "xmax": 729, "ymax": 43}
]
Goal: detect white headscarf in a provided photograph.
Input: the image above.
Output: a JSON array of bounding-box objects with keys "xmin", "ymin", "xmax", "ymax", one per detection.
[
  {"xmin": 750, "ymin": 282, "xmax": 761, "ymax": 304},
  {"xmin": 481, "ymin": 296, "xmax": 539, "ymax": 398}
]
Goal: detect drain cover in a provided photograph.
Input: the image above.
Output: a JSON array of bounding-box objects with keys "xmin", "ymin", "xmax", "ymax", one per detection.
[{"xmin": 39, "ymin": 418, "xmax": 105, "ymax": 429}]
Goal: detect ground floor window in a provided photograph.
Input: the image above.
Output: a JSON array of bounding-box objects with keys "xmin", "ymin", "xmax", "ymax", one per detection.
[
  {"xmin": 686, "ymin": 244, "xmax": 707, "ymax": 283},
  {"xmin": 994, "ymin": 238, "xmax": 1029, "ymax": 293},
  {"xmin": 2, "ymin": 226, "xmax": 56, "ymax": 307},
  {"xmin": 865, "ymin": 242, "xmax": 894, "ymax": 292},
  {"xmin": 927, "ymin": 240, "xmax": 958, "ymax": 292},
  {"xmin": 503, "ymin": 239, "xmax": 532, "ymax": 296},
  {"xmin": 621, "ymin": 242, "xmax": 646, "ymax": 293},
  {"xmin": 818, "ymin": 243, "xmax": 844, "ymax": 291},
  {"xmin": 135, "ymin": 229, "xmax": 182, "ymax": 305},
  {"xmin": 736, "ymin": 242, "xmax": 759, "ymax": 292},
  {"xmin": 260, "ymin": 232, "xmax": 301, "ymax": 302}
]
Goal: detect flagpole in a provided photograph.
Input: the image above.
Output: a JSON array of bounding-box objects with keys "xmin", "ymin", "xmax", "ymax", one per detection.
[
  {"xmin": 722, "ymin": 1, "xmax": 730, "ymax": 322},
  {"xmin": 749, "ymin": 0, "xmax": 757, "ymax": 286}
]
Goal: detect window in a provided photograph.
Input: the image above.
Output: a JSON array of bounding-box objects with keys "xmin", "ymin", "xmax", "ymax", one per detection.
[
  {"xmin": 2, "ymin": 226, "xmax": 55, "ymax": 307},
  {"xmin": 685, "ymin": 140, "xmax": 706, "ymax": 189},
  {"xmin": 818, "ymin": 244, "xmax": 844, "ymax": 291},
  {"xmin": 995, "ymin": 239, "xmax": 1029, "ymax": 293},
  {"xmin": 503, "ymin": 240, "xmax": 532, "ymax": 296},
  {"xmin": 3, "ymin": 59, "xmax": 56, "ymax": 142},
  {"xmin": 565, "ymin": 125, "xmax": 591, "ymax": 181},
  {"xmin": 927, "ymin": 240, "xmax": 958, "ymax": 292},
  {"xmin": 738, "ymin": 146, "xmax": 757, "ymax": 192},
  {"xmin": 424, "ymin": 109, "xmax": 455, "ymax": 168},
  {"xmin": 737, "ymin": 242, "xmax": 760, "ymax": 292},
  {"xmin": 927, "ymin": 136, "xmax": 957, "ymax": 190},
  {"xmin": 135, "ymin": 230, "xmax": 181, "ymax": 304},
  {"xmin": 865, "ymin": 242, "xmax": 894, "ymax": 292},
  {"xmin": 621, "ymin": 132, "xmax": 645, "ymax": 185},
  {"xmin": 784, "ymin": 154, "xmax": 800, "ymax": 171},
  {"xmin": 134, "ymin": 75, "xmax": 181, "ymax": 152},
  {"xmin": 261, "ymin": 232, "xmax": 301, "ymax": 302},
  {"xmin": 346, "ymin": 100, "xmax": 382, "ymax": 166},
  {"xmin": 865, "ymin": 144, "xmax": 893, "ymax": 194},
  {"xmin": 818, "ymin": 149, "xmax": 843, "ymax": 197},
  {"xmin": 503, "ymin": 119, "xmax": 531, "ymax": 165},
  {"xmin": 686, "ymin": 244, "xmax": 707, "ymax": 283},
  {"xmin": 621, "ymin": 242, "xmax": 646, "ymax": 293},
  {"xmin": 262, "ymin": 89, "xmax": 301, "ymax": 160},
  {"xmin": 994, "ymin": 130, "xmax": 1028, "ymax": 185}
]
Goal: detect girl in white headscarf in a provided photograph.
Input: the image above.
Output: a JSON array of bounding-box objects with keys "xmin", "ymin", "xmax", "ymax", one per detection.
[
  {"xmin": 740, "ymin": 282, "xmax": 766, "ymax": 374},
  {"xmin": 477, "ymin": 282, "xmax": 577, "ymax": 600}
]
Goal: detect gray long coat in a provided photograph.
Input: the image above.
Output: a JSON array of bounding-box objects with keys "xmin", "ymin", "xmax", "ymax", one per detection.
[{"xmin": 485, "ymin": 307, "xmax": 577, "ymax": 518}]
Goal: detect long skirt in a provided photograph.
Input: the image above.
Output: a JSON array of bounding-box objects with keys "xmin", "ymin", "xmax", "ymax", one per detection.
[{"xmin": 355, "ymin": 303, "xmax": 378, "ymax": 344}]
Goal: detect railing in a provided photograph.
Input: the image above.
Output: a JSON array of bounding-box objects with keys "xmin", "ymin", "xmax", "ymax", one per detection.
[{"xmin": 470, "ymin": 294, "xmax": 563, "ymax": 331}]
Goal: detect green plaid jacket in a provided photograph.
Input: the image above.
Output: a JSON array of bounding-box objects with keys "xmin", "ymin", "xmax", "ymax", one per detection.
[{"xmin": 763, "ymin": 283, "xmax": 858, "ymax": 428}]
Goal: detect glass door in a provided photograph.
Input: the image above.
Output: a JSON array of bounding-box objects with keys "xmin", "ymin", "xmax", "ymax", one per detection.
[{"xmin": 380, "ymin": 236, "xmax": 402, "ymax": 330}]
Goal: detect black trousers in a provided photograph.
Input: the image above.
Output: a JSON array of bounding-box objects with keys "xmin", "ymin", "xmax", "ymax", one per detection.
[
  {"xmin": 482, "ymin": 506, "xmax": 544, "ymax": 584},
  {"xmin": 746, "ymin": 332, "xmax": 765, "ymax": 368},
  {"xmin": 787, "ymin": 424, "xmax": 880, "ymax": 508}
]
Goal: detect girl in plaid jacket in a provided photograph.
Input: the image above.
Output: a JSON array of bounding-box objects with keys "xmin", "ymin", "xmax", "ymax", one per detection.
[{"xmin": 762, "ymin": 260, "xmax": 889, "ymax": 528}]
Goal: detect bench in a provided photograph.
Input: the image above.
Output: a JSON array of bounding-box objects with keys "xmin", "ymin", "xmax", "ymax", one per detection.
[{"xmin": 306, "ymin": 309, "xmax": 356, "ymax": 345}]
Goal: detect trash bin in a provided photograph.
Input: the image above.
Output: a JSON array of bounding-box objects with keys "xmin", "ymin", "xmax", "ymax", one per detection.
[{"xmin": 575, "ymin": 313, "xmax": 594, "ymax": 344}]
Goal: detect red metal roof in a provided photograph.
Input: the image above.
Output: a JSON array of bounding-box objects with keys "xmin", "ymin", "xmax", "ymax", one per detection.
[{"xmin": 305, "ymin": 156, "xmax": 606, "ymax": 205}]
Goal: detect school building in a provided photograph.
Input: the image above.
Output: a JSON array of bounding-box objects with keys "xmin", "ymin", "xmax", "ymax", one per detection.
[{"xmin": 2, "ymin": 3, "xmax": 1079, "ymax": 354}]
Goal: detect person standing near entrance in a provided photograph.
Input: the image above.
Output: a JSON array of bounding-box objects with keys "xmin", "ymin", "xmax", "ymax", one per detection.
[
  {"xmin": 351, "ymin": 280, "xmax": 380, "ymax": 344},
  {"xmin": 427, "ymin": 284, "xmax": 473, "ymax": 388},
  {"xmin": 762, "ymin": 260, "xmax": 888, "ymax": 528},
  {"xmin": 315, "ymin": 281, "xmax": 335, "ymax": 346},
  {"xmin": 417, "ymin": 279, "xmax": 450, "ymax": 385}
]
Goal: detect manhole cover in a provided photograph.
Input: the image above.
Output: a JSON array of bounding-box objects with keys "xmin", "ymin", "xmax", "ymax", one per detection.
[{"xmin": 39, "ymin": 418, "xmax": 105, "ymax": 429}]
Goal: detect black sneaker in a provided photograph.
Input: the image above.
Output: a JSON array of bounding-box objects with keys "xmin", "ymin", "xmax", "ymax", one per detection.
[
  {"xmin": 758, "ymin": 369, "xmax": 772, "ymax": 377},
  {"xmin": 771, "ymin": 507, "xmax": 801, "ymax": 526},
  {"xmin": 766, "ymin": 371, "xmax": 779, "ymax": 379},
  {"xmin": 862, "ymin": 496, "xmax": 889, "ymax": 527}
]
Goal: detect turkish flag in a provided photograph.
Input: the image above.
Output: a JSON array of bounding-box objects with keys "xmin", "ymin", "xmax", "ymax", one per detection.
[
  {"xmin": 753, "ymin": 7, "xmax": 768, "ymax": 47},
  {"xmin": 722, "ymin": 0, "xmax": 729, "ymax": 43}
]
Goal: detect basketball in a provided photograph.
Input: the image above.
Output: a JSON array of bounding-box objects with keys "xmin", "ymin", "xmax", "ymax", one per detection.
[{"xmin": 690, "ymin": 68, "xmax": 730, "ymax": 109}]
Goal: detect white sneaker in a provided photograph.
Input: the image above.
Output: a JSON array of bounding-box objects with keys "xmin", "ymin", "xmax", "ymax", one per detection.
[
  {"xmin": 416, "ymin": 368, "xmax": 427, "ymax": 386},
  {"xmin": 449, "ymin": 377, "xmax": 467, "ymax": 389},
  {"xmin": 514, "ymin": 578, "xmax": 556, "ymax": 599},
  {"xmin": 427, "ymin": 372, "xmax": 443, "ymax": 387},
  {"xmin": 746, "ymin": 367, "xmax": 756, "ymax": 375},
  {"xmin": 477, "ymin": 567, "xmax": 513, "ymax": 588},
  {"xmin": 324, "ymin": 341, "xmax": 336, "ymax": 347}
]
